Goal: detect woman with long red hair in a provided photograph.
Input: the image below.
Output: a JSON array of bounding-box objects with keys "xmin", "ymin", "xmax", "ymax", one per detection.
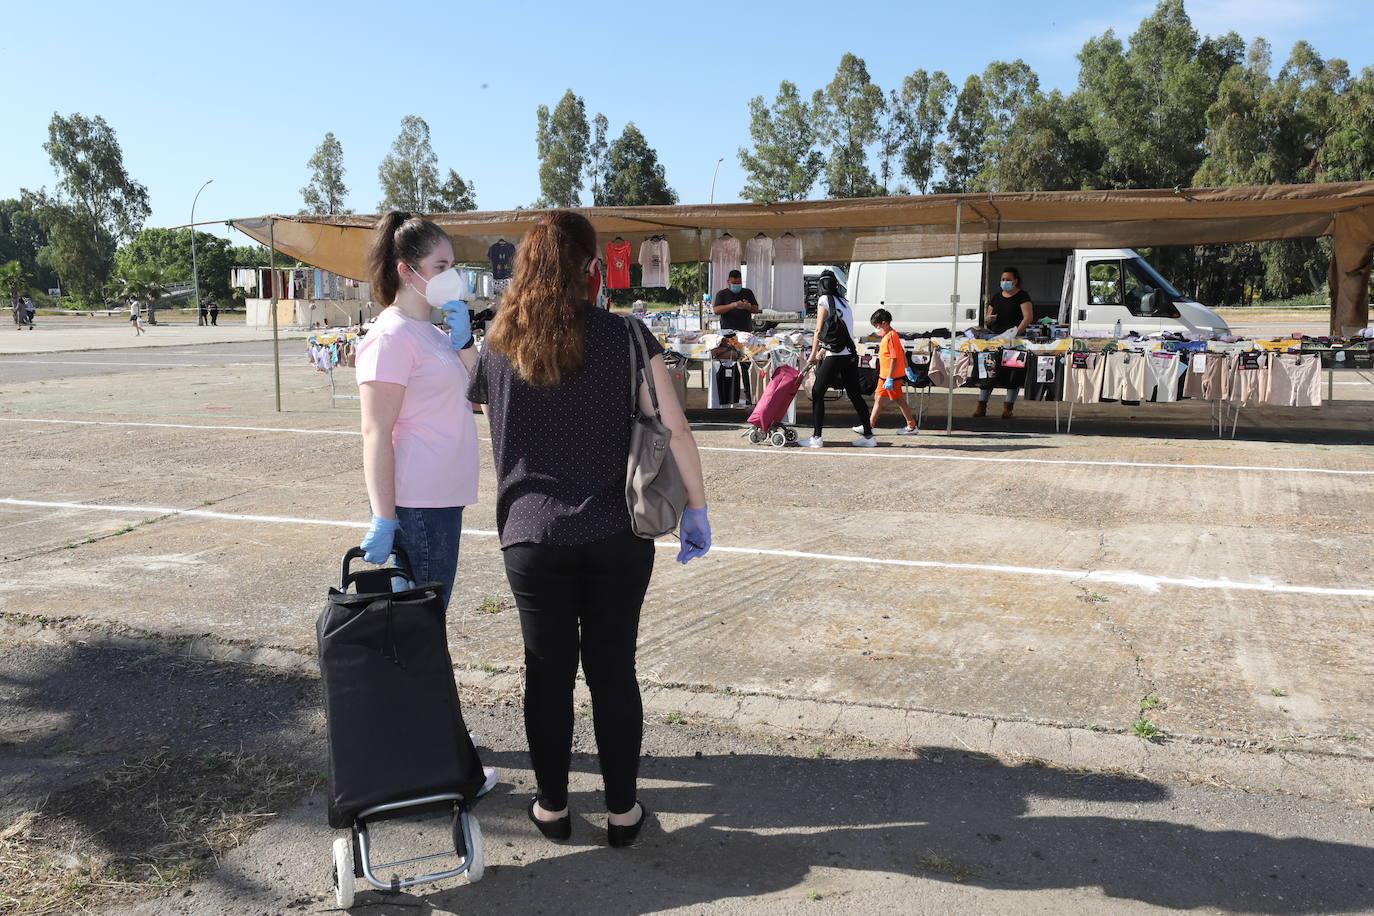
[{"xmin": 468, "ymin": 211, "xmax": 709, "ymax": 848}]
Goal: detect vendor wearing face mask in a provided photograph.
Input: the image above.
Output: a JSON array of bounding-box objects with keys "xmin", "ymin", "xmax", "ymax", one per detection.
[
  {"xmin": 712, "ymin": 269, "xmax": 760, "ymax": 332},
  {"xmin": 984, "ymin": 267, "xmax": 1033, "ymax": 336}
]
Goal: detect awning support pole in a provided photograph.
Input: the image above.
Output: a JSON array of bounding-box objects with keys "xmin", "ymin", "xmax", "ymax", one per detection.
[
  {"xmin": 270, "ymin": 218, "xmax": 282, "ymax": 413},
  {"xmin": 945, "ymin": 200, "xmax": 963, "ymax": 434}
]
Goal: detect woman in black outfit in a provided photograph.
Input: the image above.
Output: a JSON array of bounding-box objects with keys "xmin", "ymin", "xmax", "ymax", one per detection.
[
  {"xmin": 975, "ymin": 266, "xmax": 1035, "ymax": 419},
  {"xmin": 801, "ymin": 271, "xmax": 875, "ymax": 448},
  {"xmin": 467, "ymin": 211, "xmax": 711, "ymax": 847}
]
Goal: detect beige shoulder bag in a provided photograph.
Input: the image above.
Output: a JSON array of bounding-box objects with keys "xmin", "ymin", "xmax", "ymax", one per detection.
[{"xmin": 624, "ymin": 317, "xmax": 687, "ymax": 538}]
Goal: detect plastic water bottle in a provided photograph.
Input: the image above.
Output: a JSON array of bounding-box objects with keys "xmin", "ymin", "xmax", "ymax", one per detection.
[{"xmin": 1113, "ymin": 318, "xmax": 1123, "ymax": 339}]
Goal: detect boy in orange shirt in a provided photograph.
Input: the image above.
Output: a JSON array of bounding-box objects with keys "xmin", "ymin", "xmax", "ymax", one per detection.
[{"xmin": 859, "ymin": 309, "xmax": 917, "ymax": 435}]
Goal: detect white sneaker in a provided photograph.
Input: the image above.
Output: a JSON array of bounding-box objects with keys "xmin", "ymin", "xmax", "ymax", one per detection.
[
  {"xmin": 897, "ymin": 426, "xmax": 918, "ymax": 436},
  {"xmin": 476, "ymin": 766, "xmax": 499, "ymax": 798},
  {"xmin": 801, "ymin": 435, "xmax": 824, "ymax": 448},
  {"xmin": 851, "ymin": 436, "xmax": 877, "ymax": 448},
  {"xmin": 852, "ymin": 425, "xmax": 866, "ymax": 434}
]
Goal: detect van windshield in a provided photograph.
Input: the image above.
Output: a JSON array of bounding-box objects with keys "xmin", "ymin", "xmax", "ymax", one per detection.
[{"xmin": 1127, "ymin": 258, "xmax": 1181, "ymax": 298}]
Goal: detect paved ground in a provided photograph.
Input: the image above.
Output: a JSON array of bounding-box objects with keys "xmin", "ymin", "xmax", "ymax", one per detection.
[
  {"xmin": 2, "ymin": 325, "xmax": 1373, "ymax": 913},
  {"xmin": 4, "ymin": 627, "xmax": 1373, "ymax": 916}
]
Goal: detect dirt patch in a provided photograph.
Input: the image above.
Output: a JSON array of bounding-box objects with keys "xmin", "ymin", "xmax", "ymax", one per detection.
[{"xmin": 0, "ymin": 748, "xmax": 321, "ymax": 916}]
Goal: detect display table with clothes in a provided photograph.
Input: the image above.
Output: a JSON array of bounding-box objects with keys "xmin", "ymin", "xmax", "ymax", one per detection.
[{"xmin": 305, "ymin": 328, "xmax": 362, "ymax": 408}]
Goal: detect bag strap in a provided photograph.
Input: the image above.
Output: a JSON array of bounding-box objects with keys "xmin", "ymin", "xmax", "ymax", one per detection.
[{"xmin": 625, "ymin": 316, "xmax": 663, "ymax": 420}]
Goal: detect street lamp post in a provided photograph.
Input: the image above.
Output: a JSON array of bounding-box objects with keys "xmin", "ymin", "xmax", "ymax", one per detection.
[
  {"xmin": 190, "ymin": 179, "xmax": 214, "ymax": 324},
  {"xmin": 709, "ymin": 157, "xmax": 724, "ymax": 204}
]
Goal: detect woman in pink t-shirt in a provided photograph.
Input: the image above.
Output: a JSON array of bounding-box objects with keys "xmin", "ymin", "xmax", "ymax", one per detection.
[{"xmin": 355, "ymin": 211, "xmax": 479, "ymax": 612}]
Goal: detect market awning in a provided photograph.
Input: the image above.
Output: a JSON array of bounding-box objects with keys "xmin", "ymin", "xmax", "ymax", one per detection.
[{"xmin": 231, "ymin": 181, "xmax": 1374, "ymax": 333}]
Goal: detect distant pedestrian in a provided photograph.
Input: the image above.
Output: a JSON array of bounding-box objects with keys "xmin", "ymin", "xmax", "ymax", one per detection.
[
  {"xmin": 23, "ymin": 297, "xmax": 35, "ymax": 330},
  {"xmin": 11, "ymin": 297, "xmax": 22, "ymax": 328},
  {"xmin": 209, "ymin": 300, "xmax": 219, "ymax": 325},
  {"xmin": 130, "ymin": 299, "xmax": 145, "ymax": 336},
  {"xmin": 198, "ymin": 300, "xmax": 208, "ymax": 325}
]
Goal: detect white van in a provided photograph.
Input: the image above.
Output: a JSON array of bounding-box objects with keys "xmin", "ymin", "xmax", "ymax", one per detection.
[{"xmin": 848, "ymin": 248, "xmax": 1228, "ymax": 339}]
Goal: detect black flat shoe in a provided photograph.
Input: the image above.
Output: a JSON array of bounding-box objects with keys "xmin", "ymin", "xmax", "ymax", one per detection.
[
  {"xmin": 607, "ymin": 802, "xmax": 647, "ymax": 848},
  {"xmin": 528, "ymin": 797, "xmax": 571, "ymax": 842}
]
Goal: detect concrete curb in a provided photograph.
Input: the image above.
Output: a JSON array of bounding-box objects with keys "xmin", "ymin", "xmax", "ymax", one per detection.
[{"xmin": 7, "ymin": 616, "xmax": 1372, "ymax": 806}]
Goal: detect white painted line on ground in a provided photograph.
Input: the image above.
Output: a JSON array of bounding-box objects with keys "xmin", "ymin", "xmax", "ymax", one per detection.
[
  {"xmin": 2, "ymin": 416, "xmax": 1372, "ymax": 477},
  {"xmin": 4, "ymin": 497, "xmax": 1372, "ymax": 599},
  {"xmin": 1, "ymin": 360, "xmax": 278, "ymax": 368},
  {"xmin": 0, "ymin": 417, "xmax": 359, "ymax": 436}
]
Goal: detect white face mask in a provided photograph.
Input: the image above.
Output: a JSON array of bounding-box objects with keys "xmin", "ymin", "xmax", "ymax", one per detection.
[{"xmin": 407, "ymin": 265, "xmax": 469, "ymax": 306}]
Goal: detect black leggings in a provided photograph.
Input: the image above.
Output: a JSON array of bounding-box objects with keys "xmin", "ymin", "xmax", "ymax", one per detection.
[
  {"xmin": 812, "ymin": 354, "xmax": 872, "ymax": 437},
  {"xmin": 502, "ymin": 529, "xmax": 655, "ymax": 814}
]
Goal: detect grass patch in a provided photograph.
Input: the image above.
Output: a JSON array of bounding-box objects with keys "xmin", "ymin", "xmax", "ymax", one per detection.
[
  {"xmin": 806, "ymin": 889, "xmax": 822, "ymax": 900},
  {"xmin": 811, "ymin": 747, "xmax": 827, "ymax": 758},
  {"xmin": 1077, "ymin": 593, "xmax": 1109, "ymax": 604},
  {"xmin": 475, "ymin": 596, "xmax": 507, "ymax": 615},
  {"xmin": 1271, "ymin": 688, "xmax": 1287, "ymax": 697},
  {"xmin": 1138, "ymin": 694, "xmax": 1163, "ymax": 711},
  {"xmin": 663, "ymin": 712, "xmax": 686, "ymax": 725},
  {"xmin": 917, "ymin": 853, "xmax": 979, "ymax": 883},
  {"xmin": 0, "ymin": 749, "xmax": 320, "ymax": 916},
  {"xmin": 1131, "ymin": 718, "xmax": 1163, "ymax": 739}
]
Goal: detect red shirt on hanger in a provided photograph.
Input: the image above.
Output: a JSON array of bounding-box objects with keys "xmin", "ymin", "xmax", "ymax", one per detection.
[{"xmin": 605, "ymin": 240, "xmax": 632, "ymax": 289}]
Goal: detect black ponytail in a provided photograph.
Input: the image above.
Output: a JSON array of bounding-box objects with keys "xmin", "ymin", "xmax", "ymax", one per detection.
[{"xmin": 367, "ymin": 210, "xmax": 451, "ymax": 305}]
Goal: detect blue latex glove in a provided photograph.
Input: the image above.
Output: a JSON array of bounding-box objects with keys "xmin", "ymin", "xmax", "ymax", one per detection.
[
  {"xmin": 677, "ymin": 507, "xmax": 711, "ymax": 565},
  {"xmin": 906, "ymin": 367, "xmax": 920, "ymax": 383},
  {"xmin": 882, "ymin": 378, "xmax": 895, "ymax": 391},
  {"xmin": 361, "ymin": 515, "xmax": 400, "ymax": 564},
  {"xmin": 441, "ymin": 300, "xmax": 471, "ymax": 350}
]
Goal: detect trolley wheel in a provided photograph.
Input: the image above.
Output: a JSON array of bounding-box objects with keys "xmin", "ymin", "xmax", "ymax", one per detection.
[
  {"xmin": 770, "ymin": 431, "xmax": 787, "ymax": 447},
  {"xmin": 747, "ymin": 427, "xmax": 766, "ymax": 445},
  {"xmin": 333, "ymin": 836, "xmax": 355, "ymax": 909},
  {"xmin": 462, "ymin": 813, "xmax": 485, "ymax": 884},
  {"xmin": 783, "ymin": 426, "xmax": 798, "ymax": 443}
]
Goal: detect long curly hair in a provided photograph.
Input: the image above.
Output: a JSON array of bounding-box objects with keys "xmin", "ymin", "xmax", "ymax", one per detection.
[{"xmin": 485, "ymin": 210, "xmax": 597, "ymax": 387}]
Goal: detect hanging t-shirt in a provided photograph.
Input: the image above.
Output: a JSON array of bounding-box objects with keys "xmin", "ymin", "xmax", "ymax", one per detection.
[
  {"xmin": 771, "ymin": 234, "xmax": 804, "ymax": 312},
  {"xmin": 709, "ymin": 235, "xmax": 741, "ymax": 293},
  {"xmin": 488, "ymin": 240, "xmax": 517, "ymax": 280},
  {"xmin": 745, "ymin": 235, "xmax": 774, "ymax": 311},
  {"xmin": 606, "ymin": 240, "xmax": 632, "ymax": 289},
  {"xmin": 639, "ymin": 237, "xmax": 671, "ymax": 288}
]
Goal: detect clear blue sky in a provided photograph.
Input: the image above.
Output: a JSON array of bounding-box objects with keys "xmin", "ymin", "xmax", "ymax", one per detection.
[{"xmin": 1, "ymin": 0, "xmax": 1365, "ymax": 243}]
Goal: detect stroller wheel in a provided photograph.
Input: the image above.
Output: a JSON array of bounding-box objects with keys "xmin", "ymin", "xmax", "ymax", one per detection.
[
  {"xmin": 332, "ymin": 836, "xmax": 355, "ymax": 909},
  {"xmin": 783, "ymin": 426, "xmax": 798, "ymax": 443},
  {"xmin": 748, "ymin": 427, "xmax": 766, "ymax": 445},
  {"xmin": 770, "ymin": 431, "xmax": 787, "ymax": 447},
  {"xmin": 461, "ymin": 811, "xmax": 485, "ymax": 883}
]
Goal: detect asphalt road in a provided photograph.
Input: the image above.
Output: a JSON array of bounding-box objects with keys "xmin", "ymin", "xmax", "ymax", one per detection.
[{"xmin": 1, "ymin": 341, "xmax": 283, "ymax": 383}]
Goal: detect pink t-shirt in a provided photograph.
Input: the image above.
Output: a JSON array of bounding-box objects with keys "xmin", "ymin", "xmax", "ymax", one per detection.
[{"xmin": 355, "ymin": 307, "xmax": 478, "ymax": 508}]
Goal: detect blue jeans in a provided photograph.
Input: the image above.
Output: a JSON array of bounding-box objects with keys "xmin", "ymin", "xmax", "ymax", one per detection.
[{"xmin": 392, "ymin": 506, "xmax": 464, "ymax": 613}]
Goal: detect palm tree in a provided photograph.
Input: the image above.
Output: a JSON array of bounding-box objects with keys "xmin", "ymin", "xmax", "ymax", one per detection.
[
  {"xmin": 0, "ymin": 261, "xmax": 31, "ymax": 321},
  {"xmin": 112, "ymin": 266, "xmax": 170, "ymax": 325}
]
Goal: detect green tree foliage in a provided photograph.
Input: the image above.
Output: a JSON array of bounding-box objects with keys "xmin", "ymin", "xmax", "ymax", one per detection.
[
  {"xmin": 300, "ymin": 132, "xmax": 351, "ymax": 215},
  {"xmin": 587, "ymin": 113, "xmax": 610, "ymax": 206},
  {"xmin": 33, "ymin": 112, "xmax": 150, "ymax": 302},
  {"xmin": 378, "ymin": 116, "xmax": 440, "ymax": 211},
  {"xmin": 990, "ymin": 91, "xmax": 1099, "ymax": 191},
  {"xmin": 812, "ymin": 54, "xmax": 886, "ymax": 198},
  {"xmin": 935, "ymin": 76, "xmax": 987, "ymax": 192},
  {"xmin": 115, "ymin": 228, "xmax": 234, "ymax": 300},
  {"xmin": 896, "ymin": 70, "xmax": 954, "ymax": 195},
  {"xmin": 0, "ymin": 260, "xmax": 32, "ymax": 311},
  {"xmin": 111, "ymin": 264, "xmax": 170, "ymax": 323},
  {"xmin": 434, "ymin": 169, "xmax": 478, "ymax": 212},
  {"xmin": 737, "ymin": 81, "xmax": 825, "ymax": 203},
  {"xmin": 535, "ymin": 90, "xmax": 590, "ymax": 208},
  {"xmin": 1318, "ymin": 64, "xmax": 1374, "ymax": 181},
  {"xmin": 601, "ymin": 123, "xmax": 678, "ymax": 207},
  {"xmin": 0, "ymin": 198, "xmax": 57, "ymax": 292},
  {"xmin": 976, "ymin": 60, "xmax": 1041, "ymax": 189}
]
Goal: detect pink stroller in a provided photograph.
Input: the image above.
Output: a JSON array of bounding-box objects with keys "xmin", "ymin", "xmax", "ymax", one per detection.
[{"xmin": 745, "ymin": 363, "xmax": 803, "ymax": 446}]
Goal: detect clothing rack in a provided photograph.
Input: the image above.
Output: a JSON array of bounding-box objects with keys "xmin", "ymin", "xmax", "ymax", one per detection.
[{"xmin": 306, "ymin": 329, "xmax": 361, "ymax": 408}]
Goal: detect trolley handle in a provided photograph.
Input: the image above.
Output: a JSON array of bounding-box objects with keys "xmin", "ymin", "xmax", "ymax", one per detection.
[{"xmin": 341, "ymin": 546, "xmax": 416, "ymax": 591}]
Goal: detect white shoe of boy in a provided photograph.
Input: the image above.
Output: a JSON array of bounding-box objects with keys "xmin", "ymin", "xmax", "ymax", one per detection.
[
  {"xmin": 800, "ymin": 435, "xmax": 825, "ymax": 448},
  {"xmin": 851, "ymin": 436, "xmax": 877, "ymax": 448}
]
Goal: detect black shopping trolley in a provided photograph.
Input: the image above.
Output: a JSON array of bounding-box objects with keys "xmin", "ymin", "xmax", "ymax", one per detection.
[{"xmin": 318, "ymin": 548, "xmax": 490, "ymax": 908}]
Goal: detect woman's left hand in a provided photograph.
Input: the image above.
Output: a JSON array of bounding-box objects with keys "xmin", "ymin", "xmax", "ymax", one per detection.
[{"xmin": 677, "ymin": 507, "xmax": 711, "ymax": 564}]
